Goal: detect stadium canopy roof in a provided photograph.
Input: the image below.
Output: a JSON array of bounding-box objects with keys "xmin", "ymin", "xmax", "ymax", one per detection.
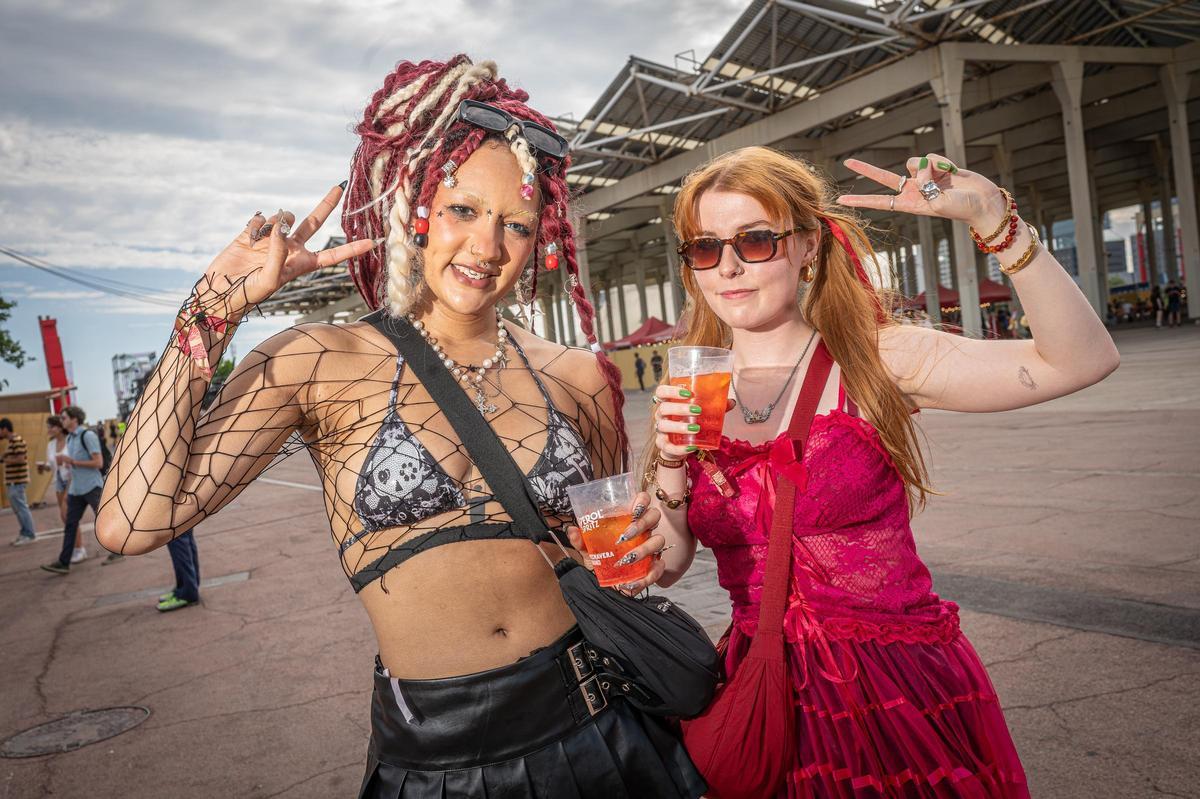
[{"xmin": 262, "ymin": 0, "xmax": 1200, "ymax": 334}]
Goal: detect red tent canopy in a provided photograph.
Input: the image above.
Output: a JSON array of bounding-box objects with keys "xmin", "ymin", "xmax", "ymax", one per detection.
[
  {"xmin": 603, "ymin": 317, "xmax": 675, "ymax": 350},
  {"xmin": 978, "ymin": 278, "xmax": 1013, "ymax": 304},
  {"xmin": 905, "ymin": 280, "xmax": 1012, "ymax": 310},
  {"xmin": 907, "ymin": 284, "xmax": 960, "ymax": 310}
]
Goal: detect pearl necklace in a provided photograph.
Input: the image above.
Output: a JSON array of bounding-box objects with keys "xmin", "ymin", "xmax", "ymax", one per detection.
[{"xmin": 408, "ymin": 315, "xmax": 509, "ymax": 415}]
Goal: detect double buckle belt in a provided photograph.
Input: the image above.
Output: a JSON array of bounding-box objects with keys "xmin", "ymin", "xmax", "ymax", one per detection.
[{"xmin": 565, "ymin": 640, "xmax": 608, "ymax": 718}]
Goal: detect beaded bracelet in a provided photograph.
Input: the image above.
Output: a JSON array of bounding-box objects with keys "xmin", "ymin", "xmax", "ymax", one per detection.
[
  {"xmin": 971, "ymin": 189, "xmax": 1019, "ymax": 254},
  {"xmin": 999, "ymin": 223, "xmax": 1041, "ymax": 276}
]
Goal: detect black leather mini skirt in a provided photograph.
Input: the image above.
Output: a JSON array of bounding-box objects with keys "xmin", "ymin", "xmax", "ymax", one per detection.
[{"xmin": 359, "ymin": 626, "xmax": 705, "ymax": 798}]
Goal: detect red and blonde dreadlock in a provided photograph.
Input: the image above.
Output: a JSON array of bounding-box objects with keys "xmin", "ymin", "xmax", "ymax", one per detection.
[{"xmin": 342, "ymin": 55, "xmax": 629, "ymax": 465}]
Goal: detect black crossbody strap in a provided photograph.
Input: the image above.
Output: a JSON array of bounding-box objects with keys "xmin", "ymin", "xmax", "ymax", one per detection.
[{"xmin": 366, "ymin": 311, "xmax": 552, "ymax": 539}]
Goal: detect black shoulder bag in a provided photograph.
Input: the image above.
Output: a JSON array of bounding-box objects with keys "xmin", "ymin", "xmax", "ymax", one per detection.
[{"xmin": 368, "ymin": 311, "xmax": 719, "ymax": 719}]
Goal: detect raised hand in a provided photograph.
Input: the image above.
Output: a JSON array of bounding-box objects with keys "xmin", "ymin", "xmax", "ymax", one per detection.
[
  {"xmin": 836, "ymin": 153, "xmax": 1008, "ymax": 232},
  {"xmin": 200, "ymin": 183, "xmax": 377, "ymax": 313}
]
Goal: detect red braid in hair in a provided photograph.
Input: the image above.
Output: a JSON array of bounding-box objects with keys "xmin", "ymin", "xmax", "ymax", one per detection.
[{"xmin": 342, "ymin": 55, "xmax": 629, "ymax": 467}]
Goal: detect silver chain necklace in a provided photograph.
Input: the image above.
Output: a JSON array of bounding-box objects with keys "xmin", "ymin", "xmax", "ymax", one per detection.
[{"xmin": 730, "ymin": 329, "xmax": 818, "ymax": 424}]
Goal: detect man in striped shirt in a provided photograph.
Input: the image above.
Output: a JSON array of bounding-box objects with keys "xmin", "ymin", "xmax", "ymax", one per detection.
[{"xmin": 1, "ymin": 418, "xmax": 37, "ymax": 544}]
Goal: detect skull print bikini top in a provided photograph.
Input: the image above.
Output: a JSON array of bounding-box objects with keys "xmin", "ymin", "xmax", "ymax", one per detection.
[{"xmin": 346, "ymin": 335, "xmax": 594, "ymax": 592}]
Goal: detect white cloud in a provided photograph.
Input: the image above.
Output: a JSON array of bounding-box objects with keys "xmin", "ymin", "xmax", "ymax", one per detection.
[{"xmin": 0, "ymin": 0, "xmax": 751, "ymax": 417}]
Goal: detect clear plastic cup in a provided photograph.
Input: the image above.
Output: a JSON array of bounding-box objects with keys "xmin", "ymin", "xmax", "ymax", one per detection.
[
  {"xmin": 566, "ymin": 473, "xmax": 650, "ymax": 588},
  {"xmin": 668, "ymin": 346, "xmax": 734, "ymax": 450}
]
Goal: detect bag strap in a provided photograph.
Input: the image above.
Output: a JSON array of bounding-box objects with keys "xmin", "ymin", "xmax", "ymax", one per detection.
[
  {"xmin": 365, "ymin": 311, "xmax": 553, "ymax": 539},
  {"xmin": 755, "ymin": 340, "xmax": 833, "ymax": 641}
]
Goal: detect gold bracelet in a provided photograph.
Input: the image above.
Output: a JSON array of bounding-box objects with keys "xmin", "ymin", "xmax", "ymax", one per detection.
[
  {"xmin": 970, "ymin": 188, "xmax": 1014, "ymax": 244},
  {"xmin": 655, "ymin": 454, "xmax": 685, "ymax": 469},
  {"xmin": 999, "ymin": 223, "xmax": 1041, "ymax": 276},
  {"xmin": 655, "ymin": 485, "xmax": 691, "ymax": 510}
]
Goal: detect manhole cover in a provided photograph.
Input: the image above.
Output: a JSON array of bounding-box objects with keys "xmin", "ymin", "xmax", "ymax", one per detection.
[{"xmin": 0, "ymin": 707, "xmax": 150, "ymax": 758}]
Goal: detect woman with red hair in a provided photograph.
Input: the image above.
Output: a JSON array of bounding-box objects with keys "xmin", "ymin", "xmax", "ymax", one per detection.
[
  {"xmin": 97, "ymin": 56, "xmax": 703, "ymax": 798},
  {"xmin": 642, "ymin": 146, "xmax": 1119, "ymax": 797}
]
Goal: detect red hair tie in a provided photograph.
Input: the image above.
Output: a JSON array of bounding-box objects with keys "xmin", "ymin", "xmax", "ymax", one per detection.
[{"xmin": 821, "ymin": 217, "xmax": 887, "ymax": 324}]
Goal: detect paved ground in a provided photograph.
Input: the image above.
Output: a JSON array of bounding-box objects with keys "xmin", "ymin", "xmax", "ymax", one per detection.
[{"xmin": 1, "ymin": 325, "xmax": 1197, "ymax": 798}]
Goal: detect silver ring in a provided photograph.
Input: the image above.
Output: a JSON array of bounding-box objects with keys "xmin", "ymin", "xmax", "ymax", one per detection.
[
  {"xmin": 651, "ymin": 395, "xmax": 662, "ymax": 405},
  {"xmin": 889, "ymin": 196, "xmax": 895, "ymax": 211},
  {"xmin": 919, "ymin": 180, "xmax": 942, "ymax": 202},
  {"xmin": 278, "ymin": 221, "xmax": 292, "ymax": 237},
  {"xmin": 896, "ymin": 175, "xmax": 908, "ymax": 194},
  {"xmin": 653, "ymin": 544, "xmax": 676, "ymax": 560},
  {"xmin": 253, "ymin": 223, "xmax": 273, "ymax": 241}
]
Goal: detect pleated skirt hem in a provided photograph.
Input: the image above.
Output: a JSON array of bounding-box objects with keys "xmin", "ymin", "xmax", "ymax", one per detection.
[{"xmin": 359, "ymin": 699, "xmax": 705, "ymax": 799}]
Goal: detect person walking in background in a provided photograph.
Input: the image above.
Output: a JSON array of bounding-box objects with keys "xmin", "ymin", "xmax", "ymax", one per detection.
[
  {"xmin": 1165, "ymin": 280, "xmax": 1182, "ymax": 327},
  {"xmin": 40, "ymin": 406, "xmax": 121, "ymax": 573},
  {"xmin": 634, "ymin": 352, "xmax": 647, "ymax": 391},
  {"xmin": 1, "ymin": 418, "xmax": 37, "ymax": 546},
  {"xmin": 650, "ymin": 349, "xmax": 664, "ymax": 383},
  {"xmin": 36, "ymin": 416, "xmax": 75, "ymax": 556},
  {"xmin": 156, "ymin": 529, "xmax": 201, "ymax": 612},
  {"xmin": 1151, "ymin": 284, "xmax": 1164, "ymax": 328}
]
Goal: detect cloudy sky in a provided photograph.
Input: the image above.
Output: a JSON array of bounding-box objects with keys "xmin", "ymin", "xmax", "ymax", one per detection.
[{"xmin": 0, "ymin": 0, "xmax": 760, "ymax": 417}]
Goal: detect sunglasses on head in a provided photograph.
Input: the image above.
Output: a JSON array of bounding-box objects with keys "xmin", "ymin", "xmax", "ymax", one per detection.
[
  {"xmin": 677, "ymin": 227, "xmax": 805, "ymax": 270},
  {"xmin": 457, "ymin": 100, "xmax": 569, "ymax": 161}
]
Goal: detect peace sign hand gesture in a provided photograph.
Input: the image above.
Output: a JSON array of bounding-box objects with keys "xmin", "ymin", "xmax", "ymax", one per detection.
[
  {"xmin": 199, "ymin": 183, "xmax": 377, "ymax": 316},
  {"xmin": 835, "ymin": 152, "xmax": 1008, "ymax": 233}
]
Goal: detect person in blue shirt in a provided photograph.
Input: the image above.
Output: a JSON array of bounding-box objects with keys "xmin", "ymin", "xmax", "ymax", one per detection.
[{"xmin": 40, "ymin": 406, "xmax": 122, "ymax": 573}]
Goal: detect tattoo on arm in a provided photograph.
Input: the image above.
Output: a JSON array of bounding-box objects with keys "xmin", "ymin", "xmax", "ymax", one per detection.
[{"xmin": 1018, "ymin": 366, "xmax": 1037, "ymax": 391}]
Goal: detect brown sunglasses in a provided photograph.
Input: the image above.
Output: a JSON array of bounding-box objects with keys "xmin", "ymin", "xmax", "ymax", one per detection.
[{"xmin": 677, "ymin": 227, "xmax": 805, "ymax": 270}]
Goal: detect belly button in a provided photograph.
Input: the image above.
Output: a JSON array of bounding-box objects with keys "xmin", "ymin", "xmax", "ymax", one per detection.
[{"xmin": 494, "ymin": 627, "xmax": 509, "ymax": 638}]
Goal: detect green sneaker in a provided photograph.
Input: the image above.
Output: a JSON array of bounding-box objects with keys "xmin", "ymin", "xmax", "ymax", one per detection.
[
  {"xmin": 158, "ymin": 590, "xmax": 176, "ymax": 602},
  {"xmin": 40, "ymin": 561, "xmax": 69, "ymax": 575},
  {"xmin": 156, "ymin": 595, "xmax": 196, "ymax": 612}
]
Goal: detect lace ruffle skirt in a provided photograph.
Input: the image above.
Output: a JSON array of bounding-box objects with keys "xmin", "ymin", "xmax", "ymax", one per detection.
[{"xmin": 724, "ymin": 623, "xmax": 1030, "ymax": 798}]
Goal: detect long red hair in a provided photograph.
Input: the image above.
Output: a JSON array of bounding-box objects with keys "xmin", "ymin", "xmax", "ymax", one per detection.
[{"xmin": 660, "ymin": 146, "xmax": 930, "ymax": 509}]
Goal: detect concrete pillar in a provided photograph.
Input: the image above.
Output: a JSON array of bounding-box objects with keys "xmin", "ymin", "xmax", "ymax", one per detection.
[
  {"xmin": 543, "ymin": 290, "xmax": 559, "ymax": 344},
  {"xmin": 604, "ymin": 277, "xmax": 617, "ymax": 345},
  {"xmin": 917, "ymin": 214, "xmax": 942, "ymax": 325},
  {"xmin": 1027, "ymin": 184, "xmax": 1046, "ymax": 239},
  {"xmin": 633, "ymin": 259, "xmax": 649, "ymax": 325},
  {"xmin": 930, "ymin": 49, "xmax": 981, "ymax": 337},
  {"xmin": 616, "ymin": 264, "xmax": 630, "ymax": 336},
  {"xmin": 1087, "ymin": 154, "xmax": 1109, "ymax": 311},
  {"xmin": 656, "ymin": 273, "xmax": 668, "ymax": 320},
  {"xmin": 1139, "ymin": 184, "xmax": 1159, "ymax": 284},
  {"xmin": 1162, "ymin": 63, "xmax": 1200, "ymax": 318},
  {"xmin": 1152, "ymin": 140, "xmax": 1180, "ymax": 283},
  {"xmin": 1044, "ymin": 214, "xmax": 1057, "ymax": 256},
  {"xmin": 1050, "ymin": 59, "xmax": 1104, "ymax": 318},
  {"xmin": 659, "ymin": 199, "xmax": 685, "ymax": 322}
]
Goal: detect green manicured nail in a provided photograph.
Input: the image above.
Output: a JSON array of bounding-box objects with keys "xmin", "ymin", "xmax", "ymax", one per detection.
[
  {"xmin": 937, "ymin": 160, "xmax": 955, "ymax": 172},
  {"xmin": 919, "ymin": 156, "xmax": 929, "ymax": 170},
  {"xmin": 689, "ymin": 405, "xmax": 702, "ymax": 414},
  {"xmin": 687, "ymin": 423, "xmax": 701, "ymax": 433},
  {"xmin": 679, "ymin": 389, "xmax": 693, "ymax": 398},
  {"xmin": 685, "ymin": 445, "xmax": 698, "ymax": 452}
]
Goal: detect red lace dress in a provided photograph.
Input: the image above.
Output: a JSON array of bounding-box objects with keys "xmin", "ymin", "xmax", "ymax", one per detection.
[{"xmin": 686, "ymin": 383, "xmax": 1029, "ymax": 798}]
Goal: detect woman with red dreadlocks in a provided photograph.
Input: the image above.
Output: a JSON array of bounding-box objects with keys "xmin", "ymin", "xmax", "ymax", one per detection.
[{"xmin": 96, "ymin": 56, "xmax": 705, "ymax": 798}]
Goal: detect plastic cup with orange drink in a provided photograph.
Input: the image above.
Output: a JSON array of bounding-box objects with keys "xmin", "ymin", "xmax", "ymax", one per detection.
[
  {"xmin": 566, "ymin": 473, "xmax": 650, "ymax": 588},
  {"xmin": 667, "ymin": 346, "xmax": 734, "ymax": 450}
]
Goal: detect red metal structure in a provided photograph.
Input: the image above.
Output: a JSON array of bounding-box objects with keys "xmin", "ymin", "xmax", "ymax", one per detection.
[{"xmin": 37, "ymin": 316, "xmax": 70, "ymax": 412}]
